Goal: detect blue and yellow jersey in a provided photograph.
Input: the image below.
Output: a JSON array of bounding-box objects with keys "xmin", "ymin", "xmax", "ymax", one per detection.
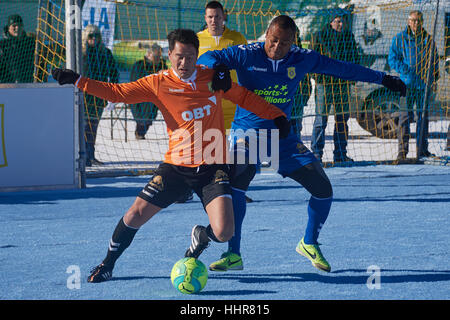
[
  {"xmin": 197, "ymin": 27, "xmax": 247, "ymax": 130},
  {"xmin": 198, "ymin": 42, "xmax": 385, "ymax": 130}
]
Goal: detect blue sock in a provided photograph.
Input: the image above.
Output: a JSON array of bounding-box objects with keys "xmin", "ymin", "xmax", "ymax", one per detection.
[
  {"xmin": 304, "ymin": 196, "xmax": 332, "ymax": 245},
  {"xmin": 228, "ymin": 188, "xmax": 246, "ymax": 256}
]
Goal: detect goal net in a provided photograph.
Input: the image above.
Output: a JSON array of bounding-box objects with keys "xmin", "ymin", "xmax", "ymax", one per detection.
[{"xmin": 2, "ymin": 0, "xmax": 449, "ymax": 178}]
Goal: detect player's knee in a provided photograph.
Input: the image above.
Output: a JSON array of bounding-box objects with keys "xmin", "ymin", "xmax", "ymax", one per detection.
[
  {"xmin": 307, "ymin": 177, "xmax": 332, "ymax": 199},
  {"xmin": 124, "ymin": 198, "xmax": 159, "ymax": 228},
  {"xmin": 288, "ymin": 163, "xmax": 333, "ymax": 199},
  {"xmin": 219, "ymin": 227, "xmax": 234, "ymax": 242},
  {"xmin": 123, "ymin": 209, "xmax": 142, "ymax": 228},
  {"xmin": 314, "ymin": 179, "xmax": 333, "ymax": 199},
  {"xmin": 212, "ymin": 225, "xmax": 234, "ymax": 242}
]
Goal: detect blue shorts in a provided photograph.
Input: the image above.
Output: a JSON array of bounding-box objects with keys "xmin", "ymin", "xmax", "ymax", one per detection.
[{"xmin": 228, "ymin": 126, "xmax": 318, "ymax": 178}]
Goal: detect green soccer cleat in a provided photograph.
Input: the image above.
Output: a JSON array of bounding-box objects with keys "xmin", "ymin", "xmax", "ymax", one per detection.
[
  {"xmin": 209, "ymin": 251, "xmax": 244, "ymax": 272},
  {"xmin": 296, "ymin": 237, "xmax": 331, "ymax": 272}
]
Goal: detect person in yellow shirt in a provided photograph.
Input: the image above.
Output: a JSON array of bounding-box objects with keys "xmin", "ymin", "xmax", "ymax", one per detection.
[
  {"xmin": 173, "ymin": 1, "xmax": 250, "ymax": 204},
  {"xmin": 197, "ymin": 1, "xmax": 247, "ymax": 131}
]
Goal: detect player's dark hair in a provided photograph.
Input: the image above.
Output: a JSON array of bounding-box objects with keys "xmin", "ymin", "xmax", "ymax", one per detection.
[
  {"xmin": 167, "ymin": 29, "xmax": 199, "ymax": 52},
  {"xmin": 205, "ymin": 1, "xmax": 224, "ymax": 13},
  {"xmin": 268, "ymin": 15, "xmax": 297, "ymax": 39}
]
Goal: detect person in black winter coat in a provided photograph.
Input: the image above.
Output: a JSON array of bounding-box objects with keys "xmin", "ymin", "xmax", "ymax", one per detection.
[
  {"xmin": 0, "ymin": 14, "xmax": 35, "ymax": 83},
  {"xmin": 82, "ymin": 24, "xmax": 119, "ymax": 166},
  {"xmin": 310, "ymin": 14, "xmax": 361, "ymax": 164},
  {"xmin": 129, "ymin": 43, "xmax": 167, "ymax": 139}
]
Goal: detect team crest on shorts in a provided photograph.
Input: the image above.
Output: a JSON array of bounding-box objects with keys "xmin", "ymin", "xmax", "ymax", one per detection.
[
  {"xmin": 287, "ymin": 67, "xmax": 296, "ymax": 79},
  {"xmin": 296, "ymin": 142, "xmax": 308, "ymax": 154},
  {"xmin": 214, "ymin": 170, "xmax": 230, "ymax": 183},
  {"xmin": 149, "ymin": 175, "xmax": 164, "ymax": 191}
]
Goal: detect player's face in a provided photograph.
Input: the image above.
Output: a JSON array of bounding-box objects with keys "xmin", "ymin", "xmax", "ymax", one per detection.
[
  {"xmin": 168, "ymin": 41, "xmax": 198, "ymax": 79},
  {"xmin": 264, "ymin": 24, "xmax": 295, "ymax": 60},
  {"xmin": 205, "ymin": 8, "xmax": 225, "ymax": 36}
]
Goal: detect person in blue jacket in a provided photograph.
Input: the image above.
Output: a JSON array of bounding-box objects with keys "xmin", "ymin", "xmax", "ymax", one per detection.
[
  {"xmin": 388, "ymin": 10, "xmax": 439, "ymax": 161},
  {"xmin": 199, "ymin": 15, "xmax": 406, "ymax": 273}
]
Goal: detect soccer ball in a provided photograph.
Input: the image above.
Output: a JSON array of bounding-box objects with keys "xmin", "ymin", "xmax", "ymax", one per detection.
[{"xmin": 171, "ymin": 257, "xmax": 208, "ymax": 294}]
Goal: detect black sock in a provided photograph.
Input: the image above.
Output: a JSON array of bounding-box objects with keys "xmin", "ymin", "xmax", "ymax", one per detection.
[
  {"xmin": 102, "ymin": 217, "xmax": 139, "ymax": 268},
  {"xmin": 206, "ymin": 224, "xmax": 225, "ymax": 243}
]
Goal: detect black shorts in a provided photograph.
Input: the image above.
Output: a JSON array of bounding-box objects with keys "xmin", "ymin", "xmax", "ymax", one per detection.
[
  {"xmin": 229, "ymin": 164, "xmax": 257, "ymax": 191},
  {"xmin": 138, "ymin": 163, "xmax": 232, "ymax": 208}
]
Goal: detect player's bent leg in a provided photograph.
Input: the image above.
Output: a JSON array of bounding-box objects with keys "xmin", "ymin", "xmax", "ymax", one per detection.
[
  {"xmin": 209, "ymin": 188, "xmax": 246, "ymax": 272},
  {"xmin": 185, "ymin": 165, "xmax": 234, "ymax": 259},
  {"xmin": 184, "ymin": 196, "xmax": 234, "ymax": 259},
  {"xmin": 89, "ymin": 165, "xmax": 175, "ymax": 284},
  {"xmin": 287, "ymin": 162, "xmax": 333, "ymax": 272},
  {"xmin": 205, "ymin": 195, "xmax": 235, "ymax": 242},
  {"xmin": 88, "ymin": 199, "xmax": 162, "ymax": 283},
  {"xmin": 228, "ymin": 164, "xmax": 256, "ymax": 251},
  {"xmin": 209, "ymin": 164, "xmax": 255, "ymax": 272}
]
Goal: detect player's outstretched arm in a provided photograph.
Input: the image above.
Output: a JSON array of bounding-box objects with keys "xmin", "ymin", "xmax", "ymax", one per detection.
[
  {"xmin": 308, "ymin": 51, "xmax": 406, "ymax": 96},
  {"xmin": 52, "ymin": 68, "xmax": 159, "ymax": 105}
]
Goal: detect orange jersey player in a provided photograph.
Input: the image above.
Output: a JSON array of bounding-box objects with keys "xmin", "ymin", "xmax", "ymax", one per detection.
[
  {"xmin": 75, "ymin": 64, "xmax": 286, "ymax": 167},
  {"xmin": 52, "ymin": 28, "xmax": 289, "ymax": 284}
]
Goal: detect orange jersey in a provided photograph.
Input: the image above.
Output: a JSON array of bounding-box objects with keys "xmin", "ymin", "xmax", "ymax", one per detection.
[{"xmin": 76, "ymin": 66, "xmax": 285, "ymax": 167}]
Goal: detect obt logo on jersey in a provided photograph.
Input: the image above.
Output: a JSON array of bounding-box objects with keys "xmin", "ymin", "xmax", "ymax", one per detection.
[{"xmin": 181, "ymin": 105, "xmax": 213, "ymax": 121}]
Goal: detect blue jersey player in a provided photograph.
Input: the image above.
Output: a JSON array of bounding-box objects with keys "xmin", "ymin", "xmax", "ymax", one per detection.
[{"xmin": 200, "ymin": 15, "xmax": 406, "ymax": 272}]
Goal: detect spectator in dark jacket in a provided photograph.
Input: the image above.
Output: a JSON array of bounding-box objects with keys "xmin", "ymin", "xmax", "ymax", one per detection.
[
  {"xmin": 0, "ymin": 14, "xmax": 35, "ymax": 83},
  {"xmin": 311, "ymin": 13, "xmax": 360, "ymax": 164},
  {"xmin": 82, "ymin": 24, "xmax": 119, "ymax": 166},
  {"xmin": 129, "ymin": 43, "xmax": 167, "ymax": 139}
]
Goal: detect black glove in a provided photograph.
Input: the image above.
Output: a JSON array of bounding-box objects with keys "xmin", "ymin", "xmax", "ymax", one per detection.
[
  {"xmin": 52, "ymin": 68, "xmax": 80, "ymax": 85},
  {"xmin": 273, "ymin": 116, "xmax": 291, "ymax": 139},
  {"xmin": 211, "ymin": 64, "xmax": 232, "ymax": 92},
  {"xmin": 381, "ymin": 75, "xmax": 406, "ymax": 97}
]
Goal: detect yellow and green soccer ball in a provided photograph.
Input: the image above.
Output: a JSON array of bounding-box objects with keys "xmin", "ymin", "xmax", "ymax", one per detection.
[{"xmin": 171, "ymin": 257, "xmax": 208, "ymax": 294}]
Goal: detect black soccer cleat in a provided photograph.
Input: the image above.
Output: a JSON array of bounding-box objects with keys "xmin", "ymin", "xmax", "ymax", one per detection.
[
  {"xmin": 87, "ymin": 263, "xmax": 113, "ymax": 283},
  {"xmin": 184, "ymin": 225, "xmax": 210, "ymax": 259}
]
